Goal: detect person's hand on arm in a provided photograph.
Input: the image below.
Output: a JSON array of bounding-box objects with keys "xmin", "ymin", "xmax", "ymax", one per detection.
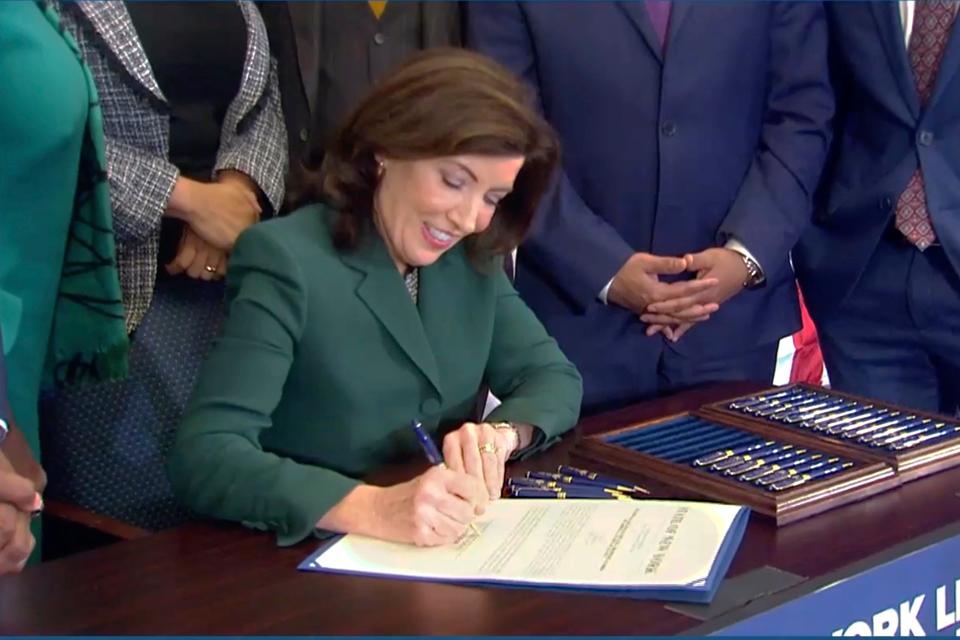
[{"xmin": 166, "ymin": 169, "xmax": 262, "ymax": 251}]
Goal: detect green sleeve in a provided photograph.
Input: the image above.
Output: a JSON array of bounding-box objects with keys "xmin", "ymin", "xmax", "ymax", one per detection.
[
  {"xmin": 483, "ymin": 268, "xmax": 583, "ymax": 456},
  {"xmin": 167, "ymin": 226, "xmax": 359, "ymax": 546}
]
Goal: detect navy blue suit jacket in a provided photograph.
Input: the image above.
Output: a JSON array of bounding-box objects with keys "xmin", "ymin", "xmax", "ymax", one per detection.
[
  {"xmin": 467, "ymin": 2, "xmax": 833, "ymax": 404},
  {"xmin": 796, "ymin": 3, "xmax": 960, "ymax": 319}
]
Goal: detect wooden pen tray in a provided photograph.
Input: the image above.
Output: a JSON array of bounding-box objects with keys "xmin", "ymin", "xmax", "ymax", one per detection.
[
  {"xmin": 572, "ymin": 409, "xmax": 898, "ymax": 526},
  {"xmin": 701, "ymin": 384, "xmax": 960, "ymax": 482}
]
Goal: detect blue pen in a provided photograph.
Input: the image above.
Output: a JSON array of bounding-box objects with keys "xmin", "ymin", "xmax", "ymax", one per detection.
[
  {"xmin": 410, "ymin": 419, "xmax": 444, "ymax": 465},
  {"xmin": 409, "ymin": 420, "xmax": 480, "ymax": 534},
  {"xmin": 509, "ymin": 486, "xmax": 632, "ymax": 500}
]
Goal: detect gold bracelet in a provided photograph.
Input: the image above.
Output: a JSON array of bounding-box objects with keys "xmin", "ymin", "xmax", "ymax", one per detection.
[{"xmin": 491, "ymin": 421, "xmax": 520, "ymax": 451}]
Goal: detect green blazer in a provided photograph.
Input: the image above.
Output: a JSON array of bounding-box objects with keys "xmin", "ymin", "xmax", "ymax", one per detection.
[{"xmin": 168, "ymin": 205, "xmax": 583, "ymax": 545}]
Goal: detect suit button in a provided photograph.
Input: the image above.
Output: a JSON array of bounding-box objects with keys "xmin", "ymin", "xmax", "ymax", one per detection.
[
  {"xmin": 880, "ymin": 195, "xmax": 893, "ymax": 210},
  {"xmin": 298, "ymin": 127, "xmax": 309, "ymax": 143},
  {"xmin": 373, "ymin": 32, "xmax": 386, "ymax": 45},
  {"xmin": 918, "ymin": 130, "xmax": 934, "ymax": 146},
  {"xmin": 420, "ymin": 398, "xmax": 440, "ymax": 415},
  {"xmin": 660, "ymin": 120, "xmax": 678, "ymax": 137}
]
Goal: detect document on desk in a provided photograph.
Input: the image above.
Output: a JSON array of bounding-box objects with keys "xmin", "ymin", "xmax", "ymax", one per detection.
[{"xmin": 299, "ymin": 500, "xmax": 749, "ymax": 603}]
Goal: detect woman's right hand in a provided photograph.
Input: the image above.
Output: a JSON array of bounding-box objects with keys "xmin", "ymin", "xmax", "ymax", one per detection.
[
  {"xmin": 373, "ymin": 466, "xmax": 489, "ymax": 546},
  {"xmin": 320, "ymin": 466, "xmax": 489, "ymax": 547},
  {"xmin": 167, "ymin": 177, "xmax": 261, "ymax": 251}
]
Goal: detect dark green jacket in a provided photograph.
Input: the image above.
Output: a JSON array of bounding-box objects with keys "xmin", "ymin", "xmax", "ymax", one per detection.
[{"xmin": 168, "ymin": 205, "xmax": 582, "ymax": 545}]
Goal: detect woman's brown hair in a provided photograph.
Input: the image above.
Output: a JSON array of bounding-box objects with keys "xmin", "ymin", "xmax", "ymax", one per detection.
[{"xmin": 308, "ymin": 48, "xmax": 559, "ymax": 264}]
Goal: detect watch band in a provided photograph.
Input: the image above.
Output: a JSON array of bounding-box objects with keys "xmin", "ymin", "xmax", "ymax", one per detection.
[{"xmin": 739, "ymin": 253, "xmax": 765, "ymax": 289}]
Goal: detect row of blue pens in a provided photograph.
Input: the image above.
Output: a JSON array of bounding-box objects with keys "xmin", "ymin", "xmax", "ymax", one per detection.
[{"xmin": 506, "ymin": 466, "xmax": 650, "ymax": 500}]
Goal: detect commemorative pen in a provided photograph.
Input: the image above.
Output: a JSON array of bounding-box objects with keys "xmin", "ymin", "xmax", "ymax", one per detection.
[
  {"xmin": 526, "ymin": 471, "xmax": 647, "ymax": 495},
  {"xmin": 768, "ymin": 461, "xmax": 854, "ymax": 491},
  {"xmin": 509, "ymin": 486, "xmax": 633, "ymax": 500},
  {"xmin": 718, "ymin": 445, "xmax": 803, "ymax": 475},
  {"xmin": 556, "ymin": 466, "xmax": 651, "ymax": 494},
  {"xmin": 409, "ymin": 420, "xmax": 480, "ymax": 535},
  {"xmin": 890, "ymin": 427, "xmax": 960, "ymax": 450},
  {"xmin": 509, "ymin": 477, "xmax": 638, "ymax": 498},
  {"xmin": 736, "ymin": 449, "xmax": 811, "ymax": 482},
  {"xmin": 729, "ymin": 388, "xmax": 797, "ymax": 410},
  {"xmin": 746, "ymin": 393, "xmax": 810, "ymax": 416},
  {"xmin": 876, "ymin": 422, "xmax": 954, "ymax": 448},
  {"xmin": 800, "ymin": 404, "xmax": 861, "ymax": 429},
  {"xmin": 708, "ymin": 442, "xmax": 784, "ymax": 471},
  {"xmin": 845, "ymin": 414, "xmax": 917, "ymax": 440},
  {"xmin": 779, "ymin": 398, "xmax": 849, "ymax": 424},
  {"xmin": 693, "ymin": 440, "xmax": 776, "ymax": 466},
  {"xmin": 753, "ymin": 455, "xmax": 832, "ymax": 486}
]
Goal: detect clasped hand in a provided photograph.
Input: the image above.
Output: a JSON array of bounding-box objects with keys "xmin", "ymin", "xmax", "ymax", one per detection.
[
  {"xmin": 609, "ymin": 248, "xmax": 749, "ymax": 342},
  {"xmin": 365, "ymin": 422, "xmax": 518, "ymax": 547},
  {"xmin": 166, "ymin": 170, "xmax": 262, "ymax": 281}
]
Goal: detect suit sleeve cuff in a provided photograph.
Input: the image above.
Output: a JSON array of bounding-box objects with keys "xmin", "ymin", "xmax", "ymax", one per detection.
[
  {"xmin": 598, "ymin": 278, "xmax": 615, "ymax": 305},
  {"xmin": 724, "ymin": 237, "xmax": 766, "ymax": 277}
]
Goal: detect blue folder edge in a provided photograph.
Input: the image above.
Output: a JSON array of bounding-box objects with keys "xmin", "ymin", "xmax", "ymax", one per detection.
[{"xmin": 296, "ymin": 506, "xmax": 750, "ymax": 605}]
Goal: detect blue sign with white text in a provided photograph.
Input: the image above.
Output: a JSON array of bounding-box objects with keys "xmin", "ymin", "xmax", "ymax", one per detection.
[{"xmin": 714, "ymin": 532, "xmax": 960, "ymax": 636}]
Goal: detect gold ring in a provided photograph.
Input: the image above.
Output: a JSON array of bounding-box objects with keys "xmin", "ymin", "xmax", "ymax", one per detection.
[
  {"xmin": 478, "ymin": 442, "xmax": 498, "ymax": 455},
  {"xmin": 204, "ymin": 265, "xmax": 217, "ymax": 273}
]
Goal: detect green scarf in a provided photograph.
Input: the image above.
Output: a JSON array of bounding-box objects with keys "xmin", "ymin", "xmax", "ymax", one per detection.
[{"xmin": 41, "ymin": 1, "xmax": 128, "ymax": 388}]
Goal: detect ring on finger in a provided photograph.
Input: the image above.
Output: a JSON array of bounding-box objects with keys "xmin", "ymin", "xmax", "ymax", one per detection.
[
  {"xmin": 204, "ymin": 265, "xmax": 217, "ymax": 273},
  {"xmin": 478, "ymin": 442, "xmax": 498, "ymax": 455}
]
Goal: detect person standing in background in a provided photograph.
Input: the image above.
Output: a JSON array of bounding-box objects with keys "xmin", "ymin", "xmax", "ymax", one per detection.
[
  {"xmin": 42, "ymin": 0, "xmax": 286, "ymax": 531},
  {"xmin": 468, "ymin": 2, "xmax": 834, "ymax": 414},
  {"xmin": 1, "ymin": 0, "xmax": 128, "ymax": 565},
  {"xmin": 796, "ymin": 2, "xmax": 960, "ymax": 415},
  {"xmin": 259, "ymin": 0, "xmax": 461, "ymax": 205}
]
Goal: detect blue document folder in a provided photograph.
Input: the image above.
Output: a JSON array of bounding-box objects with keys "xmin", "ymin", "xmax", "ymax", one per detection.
[{"xmin": 299, "ymin": 500, "xmax": 750, "ymax": 605}]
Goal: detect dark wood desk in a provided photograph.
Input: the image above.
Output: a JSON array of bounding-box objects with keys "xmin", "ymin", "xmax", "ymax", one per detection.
[{"xmin": 3, "ymin": 382, "xmax": 960, "ymax": 635}]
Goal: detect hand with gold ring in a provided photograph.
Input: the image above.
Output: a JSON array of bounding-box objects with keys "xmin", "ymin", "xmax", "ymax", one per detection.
[
  {"xmin": 442, "ymin": 422, "xmax": 521, "ymax": 500},
  {"xmin": 165, "ymin": 228, "xmax": 227, "ymax": 281}
]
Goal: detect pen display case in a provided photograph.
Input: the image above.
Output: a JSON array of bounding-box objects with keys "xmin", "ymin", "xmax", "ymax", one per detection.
[
  {"xmin": 699, "ymin": 384, "xmax": 960, "ymax": 482},
  {"xmin": 568, "ymin": 383, "xmax": 960, "ymax": 524}
]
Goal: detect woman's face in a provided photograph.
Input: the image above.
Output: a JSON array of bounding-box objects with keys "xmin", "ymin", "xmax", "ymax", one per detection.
[{"xmin": 374, "ymin": 154, "xmax": 525, "ymax": 273}]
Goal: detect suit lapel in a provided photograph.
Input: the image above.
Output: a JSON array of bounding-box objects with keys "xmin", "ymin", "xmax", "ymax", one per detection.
[
  {"xmin": 75, "ymin": 1, "xmax": 165, "ymax": 103},
  {"xmin": 869, "ymin": 1, "xmax": 920, "ymax": 121},
  {"xmin": 665, "ymin": 2, "xmax": 693, "ymax": 48},
  {"xmin": 927, "ymin": 11, "xmax": 960, "ymax": 108},
  {"xmin": 618, "ymin": 2, "xmax": 663, "ymax": 64},
  {"xmin": 287, "ymin": 2, "xmax": 322, "ymax": 117},
  {"xmin": 340, "ymin": 236, "xmax": 443, "ymax": 396}
]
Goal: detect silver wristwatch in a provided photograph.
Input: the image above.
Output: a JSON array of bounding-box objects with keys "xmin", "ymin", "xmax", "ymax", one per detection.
[{"xmin": 740, "ymin": 253, "xmax": 765, "ymax": 289}]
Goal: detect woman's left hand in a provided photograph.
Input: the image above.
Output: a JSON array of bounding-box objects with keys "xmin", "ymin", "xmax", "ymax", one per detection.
[{"xmin": 442, "ymin": 422, "xmax": 520, "ymax": 500}]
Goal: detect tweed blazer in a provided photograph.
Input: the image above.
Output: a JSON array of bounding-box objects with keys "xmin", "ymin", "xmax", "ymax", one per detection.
[{"xmin": 60, "ymin": 1, "xmax": 287, "ymax": 332}]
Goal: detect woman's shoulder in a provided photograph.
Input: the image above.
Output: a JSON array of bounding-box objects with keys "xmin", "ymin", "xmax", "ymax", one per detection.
[{"xmin": 233, "ymin": 203, "xmax": 339, "ymax": 268}]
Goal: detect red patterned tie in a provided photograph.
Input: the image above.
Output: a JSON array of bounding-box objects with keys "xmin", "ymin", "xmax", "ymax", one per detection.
[{"xmin": 895, "ymin": 1, "xmax": 957, "ymax": 250}]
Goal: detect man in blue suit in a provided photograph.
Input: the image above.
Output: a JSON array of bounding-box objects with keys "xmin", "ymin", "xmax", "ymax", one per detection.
[
  {"xmin": 796, "ymin": 2, "xmax": 960, "ymax": 415},
  {"xmin": 467, "ymin": 2, "xmax": 833, "ymax": 413}
]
